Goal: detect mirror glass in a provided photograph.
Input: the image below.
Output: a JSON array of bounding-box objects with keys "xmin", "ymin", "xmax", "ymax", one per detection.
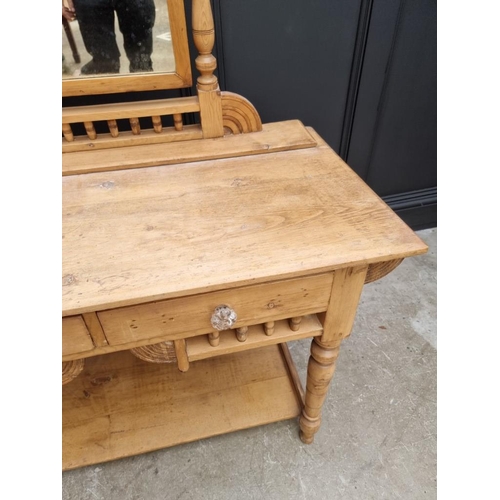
[{"xmin": 62, "ymin": 0, "xmax": 175, "ymax": 79}]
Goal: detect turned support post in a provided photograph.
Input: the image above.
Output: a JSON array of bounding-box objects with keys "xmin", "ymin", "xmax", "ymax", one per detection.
[
  {"xmin": 192, "ymin": 0, "xmax": 224, "ymax": 137},
  {"xmin": 299, "ymin": 265, "xmax": 368, "ymax": 443},
  {"xmin": 299, "ymin": 338, "xmax": 341, "ymax": 444}
]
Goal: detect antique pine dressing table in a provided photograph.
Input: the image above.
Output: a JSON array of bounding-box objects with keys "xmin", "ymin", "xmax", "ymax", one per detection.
[{"xmin": 62, "ymin": 0, "xmax": 427, "ymax": 471}]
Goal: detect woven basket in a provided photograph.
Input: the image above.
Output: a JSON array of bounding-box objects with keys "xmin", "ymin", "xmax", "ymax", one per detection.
[
  {"xmin": 62, "ymin": 359, "xmax": 85, "ymax": 385},
  {"xmin": 365, "ymin": 259, "xmax": 403, "ymax": 283},
  {"xmin": 130, "ymin": 341, "xmax": 177, "ymax": 363}
]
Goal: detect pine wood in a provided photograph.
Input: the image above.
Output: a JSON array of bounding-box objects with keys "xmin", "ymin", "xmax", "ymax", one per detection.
[
  {"xmin": 62, "ymin": 123, "xmax": 73, "ymax": 142},
  {"xmin": 62, "ymin": 120, "xmax": 315, "ymax": 174},
  {"xmin": 83, "ymin": 122, "xmax": 96, "ymax": 140},
  {"xmin": 236, "ymin": 326, "xmax": 248, "ymax": 342},
  {"xmin": 299, "ymin": 338, "xmax": 342, "ymax": 444},
  {"xmin": 221, "ymin": 91, "xmax": 263, "ymax": 134},
  {"xmin": 62, "ymin": 345, "xmax": 301, "ymax": 470},
  {"xmin": 152, "ymin": 116, "xmax": 162, "ymax": 133},
  {"xmin": 173, "ymin": 339, "xmax": 189, "ymax": 372},
  {"xmin": 319, "ymin": 266, "xmax": 368, "ymax": 343},
  {"xmin": 198, "ymin": 89, "xmax": 224, "ymax": 138},
  {"xmin": 62, "ymin": 0, "xmax": 192, "ymax": 97},
  {"xmin": 82, "ymin": 312, "xmax": 109, "ymax": 347},
  {"xmin": 107, "ymin": 120, "xmax": 119, "ymax": 137},
  {"xmin": 289, "ymin": 317, "xmax": 302, "ymax": 331},
  {"xmin": 62, "ymin": 0, "xmax": 428, "ymax": 468},
  {"xmin": 299, "ymin": 265, "xmax": 368, "ymax": 443},
  {"xmin": 186, "ymin": 315, "xmax": 323, "ymax": 361},
  {"xmin": 62, "ymin": 359, "xmax": 85, "ymax": 385},
  {"xmin": 129, "ymin": 118, "xmax": 140, "ymax": 135},
  {"xmin": 61, "ymin": 1, "xmax": 262, "ymax": 148},
  {"xmin": 63, "ymin": 135, "xmax": 427, "ymax": 318},
  {"xmin": 279, "ymin": 343, "xmax": 305, "ymax": 405},
  {"xmin": 173, "ymin": 113, "xmax": 183, "ymax": 131},
  {"xmin": 62, "ymin": 316, "xmax": 94, "ymax": 357},
  {"xmin": 192, "ymin": 0, "xmax": 224, "ymax": 137},
  {"xmin": 87, "ymin": 273, "xmax": 333, "ymax": 347},
  {"xmin": 264, "ymin": 322, "xmax": 275, "ymax": 336},
  {"xmin": 208, "ymin": 332, "xmax": 220, "ymax": 347},
  {"xmin": 365, "ymin": 258, "xmax": 404, "ymax": 283},
  {"xmin": 62, "ymin": 125, "xmax": 204, "ymax": 153},
  {"xmin": 62, "ymin": 97, "xmax": 200, "ymax": 126}
]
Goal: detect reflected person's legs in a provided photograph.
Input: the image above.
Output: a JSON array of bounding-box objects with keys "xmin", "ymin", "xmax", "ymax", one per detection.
[
  {"xmin": 115, "ymin": 0, "xmax": 156, "ymax": 72},
  {"xmin": 72, "ymin": 0, "xmax": 121, "ymax": 74}
]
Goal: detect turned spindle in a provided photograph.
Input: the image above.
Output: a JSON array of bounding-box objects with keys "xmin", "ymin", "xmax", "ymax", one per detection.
[
  {"xmin": 84, "ymin": 121, "xmax": 97, "ymax": 140},
  {"xmin": 107, "ymin": 119, "xmax": 119, "ymax": 137},
  {"xmin": 173, "ymin": 113, "xmax": 183, "ymax": 131},
  {"xmin": 289, "ymin": 316, "xmax": 302, "ymax": 331},
  {"xmin": 173, "ymin": 339, "xmax": 190, "ymax": 372},
  {"xmin": 152, "ymin": 116, "xmax": 162, "ymax": 133},
  {"xmin": 208, "ymin": 331, "xmax": 220, "ymax": 347},
  {"xmin": 129, "ymin": 117, "xmax": 141, "ymax": 135},
  {"xmin": 62, "ymin": 123, "xmax": 74, "ymax": 142},
  {"xmin": 236, "ymin": 326, "xmax": 248, "ymax": 342},
  {"xmin": 264, "ymin": 321, "xmax": 275, "ymax": 336},
  {"xmin": 192, "ymin": 0, "xmax": 224, "ymax": 137}
]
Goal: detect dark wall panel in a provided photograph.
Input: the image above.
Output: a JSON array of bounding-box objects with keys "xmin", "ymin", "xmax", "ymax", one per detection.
[
  {"xmin": 348, "ymin": 0, "xmax": 437, "ymax": 196},
  {"xmin": 215, "ymin": 0, "xmax": 362, "ymax": 151}
]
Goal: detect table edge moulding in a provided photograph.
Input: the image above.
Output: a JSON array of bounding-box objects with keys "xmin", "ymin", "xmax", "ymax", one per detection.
[{"xmin": 62, "ymin": 0, "xmax": 428, "ymax": 471}]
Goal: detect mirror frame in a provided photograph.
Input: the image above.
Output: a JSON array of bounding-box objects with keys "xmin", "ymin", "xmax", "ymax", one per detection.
[{"xmin": 62, "ymin": 0, "xmax": 192, "ymax": 97}]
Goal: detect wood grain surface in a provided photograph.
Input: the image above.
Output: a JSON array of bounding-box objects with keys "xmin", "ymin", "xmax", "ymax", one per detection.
[
  {"xmin": 63, "ymin": 125, "xmax": 427, "ymax": 315},
  {"xmin": 97, "ymin": 273, "xmax": 332, "ymax": 346},
  {"xmin": 62, "ymin": 120, "xmax": 316, "ymax": 174},
  {"xmin": 62, "ymin": 345, "xmax": 301, "ymax": 470},
  {"xmin": 62, "ymin": 316, "xmax": 94, "ymax": 357}
]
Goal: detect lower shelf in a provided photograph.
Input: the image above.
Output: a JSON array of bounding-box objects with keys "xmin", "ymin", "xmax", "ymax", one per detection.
[{"xmin": 62, "ymin": 344, "xmax": 303, "ymax": 470}]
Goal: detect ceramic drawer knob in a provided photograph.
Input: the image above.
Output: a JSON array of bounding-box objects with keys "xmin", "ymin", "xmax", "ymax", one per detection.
[{"xmin": 211, "ymin": 305, "xmax": 237, "ymax": 331}]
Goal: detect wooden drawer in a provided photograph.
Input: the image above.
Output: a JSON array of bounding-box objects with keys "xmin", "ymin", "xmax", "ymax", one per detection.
[
  {"xmin": 97, "ymin": 273, "xmax": 333, "ymax": 347},
  {"xmin": 62, "ymin": 316, "xmax": 94, "ymax": 357}
]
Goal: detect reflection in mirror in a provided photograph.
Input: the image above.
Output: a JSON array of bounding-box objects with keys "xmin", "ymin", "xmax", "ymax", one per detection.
[{"xmin": 62, "ymin": 0, "xmax": 175, "ymax": 79}]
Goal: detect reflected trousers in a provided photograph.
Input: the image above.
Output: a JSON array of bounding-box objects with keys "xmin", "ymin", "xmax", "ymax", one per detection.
[{"xmin": 73, "ymin": 0, "xmax": 156, "ymax": 72}]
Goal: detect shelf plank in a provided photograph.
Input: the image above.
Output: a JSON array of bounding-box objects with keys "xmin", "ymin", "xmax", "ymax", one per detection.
[
  {"xmin": 63, "ymin": 345, "xmax": 302, "ymax": 470},
  {"xmin": 62, "ymin": 120, "xmax": 317, "ymax": 172}
]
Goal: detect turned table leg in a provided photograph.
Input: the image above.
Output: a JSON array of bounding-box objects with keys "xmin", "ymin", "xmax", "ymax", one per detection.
[
  {"xmin": 299, "ymin": 265, "xmax": 368, "ymax": 443},
  {"xmin": 299, "ymin": 338, "xmax": 341, "ymax": 443}
]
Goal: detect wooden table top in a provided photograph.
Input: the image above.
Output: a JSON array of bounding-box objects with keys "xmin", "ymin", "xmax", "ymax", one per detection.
[{"xmin": 62, "ymin": 126, "xmax": 427, "ymax": 316}]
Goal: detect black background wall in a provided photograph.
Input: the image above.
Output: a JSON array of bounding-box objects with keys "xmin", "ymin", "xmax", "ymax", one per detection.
[{"xmin": 63, "ymin": 0, "xmax": 437, "ymax": 230}]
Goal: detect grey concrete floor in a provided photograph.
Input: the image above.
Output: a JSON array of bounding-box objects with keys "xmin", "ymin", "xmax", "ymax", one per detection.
[{"xmin": 62, "ymin": 227, "xmax": 437, "ymax": 500}]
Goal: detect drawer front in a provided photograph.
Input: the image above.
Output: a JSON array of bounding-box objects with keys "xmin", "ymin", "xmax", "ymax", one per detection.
[
  {"xmin": 62, "ymin": 316, "xmax": 94, "ymax": 357},
  {"xmin": 97, "ymin": 273, "xmax": 333, "ymax": 347}
]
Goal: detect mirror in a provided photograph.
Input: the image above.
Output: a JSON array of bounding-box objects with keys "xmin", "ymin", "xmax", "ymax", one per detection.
[{"xmin": 62, "ymin": 0, "xmax": 192, "ymax": 97}]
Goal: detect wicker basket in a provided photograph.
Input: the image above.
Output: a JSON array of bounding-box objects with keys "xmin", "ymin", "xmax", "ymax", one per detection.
[
  {"xmin": 130, "ymin": 341, "xmax": 178, "ymax": 363},
  {"xmin": 62, "ymin": 359, "xmax": 85, "ymax": 385}
]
